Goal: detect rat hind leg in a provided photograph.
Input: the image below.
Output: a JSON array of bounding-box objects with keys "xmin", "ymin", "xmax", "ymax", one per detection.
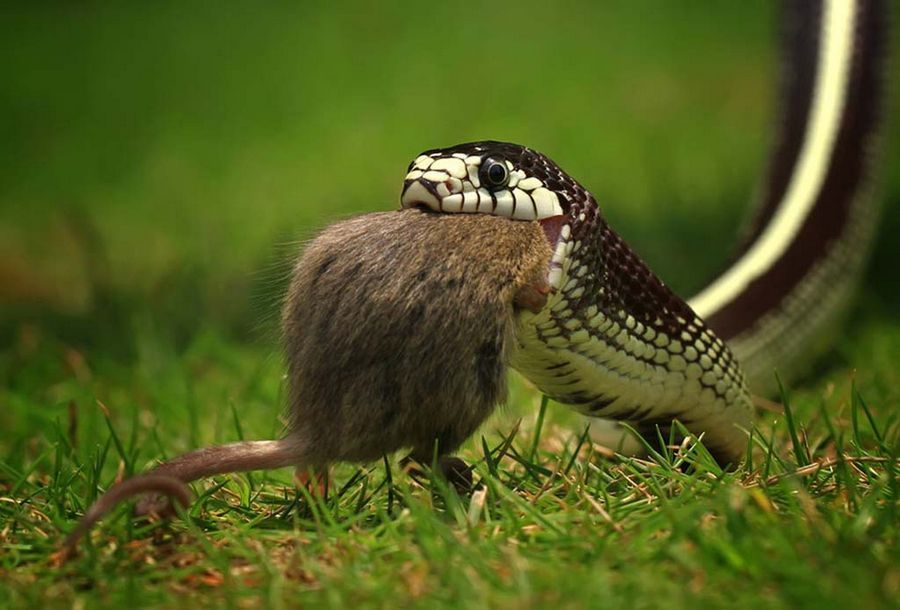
[
  {"xmin": 434, "ymin": 455, "xmax": 473, "ymax": 493},
  {"xmin": 405, "ymin": 440, "xmax": 474, "ymax": 494}
]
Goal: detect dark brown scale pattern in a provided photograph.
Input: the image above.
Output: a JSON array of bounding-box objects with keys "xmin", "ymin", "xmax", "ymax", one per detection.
[
  {"xmin": 415, "ymin": 141, "xmax": 747, "ymax": 408},
  {"xmin": 548, "ymin": 195, "xmax": 746, "ymax": 406}
]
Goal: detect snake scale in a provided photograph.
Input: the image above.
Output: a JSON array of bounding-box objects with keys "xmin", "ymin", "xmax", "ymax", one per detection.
[{"xmin": 398, "ymin": 0, "xmax": 888, "ymax": 464}]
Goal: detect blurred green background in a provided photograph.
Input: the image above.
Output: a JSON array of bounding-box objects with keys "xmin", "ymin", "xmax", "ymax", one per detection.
[
  {"xmin": 1, "ymin": 5, "xmax": 899, "ymax": 606},
  {"xmin": 0, "ymin": 1, "xmax": 898, "ymax": 419}
]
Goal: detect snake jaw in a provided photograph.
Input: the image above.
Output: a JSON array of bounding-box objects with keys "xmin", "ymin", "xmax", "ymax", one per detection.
[
  {"xmin": 539, "ymin": 215, "xmax": 567, "ymax": 247},
  {"xmin": 538, "ymin": 214, "xmax": 571, "ymax": 293}
]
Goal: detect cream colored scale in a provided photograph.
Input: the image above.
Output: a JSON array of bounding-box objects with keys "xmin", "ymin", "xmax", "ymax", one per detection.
[
  {"xmin": 400, "ymin": 145, "xmax": 755, "ymax": 461},
  {"xmin": 509, "ymin": 225, "xmax": 753, "ymax": 460}
]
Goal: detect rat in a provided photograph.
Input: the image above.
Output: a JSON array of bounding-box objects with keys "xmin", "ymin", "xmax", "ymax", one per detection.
[{"xmin": 61, "ymin": 208, "xmax": 555, "ymax": 553}]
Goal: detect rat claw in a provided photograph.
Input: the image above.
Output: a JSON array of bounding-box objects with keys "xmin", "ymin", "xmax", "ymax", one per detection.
[
  {"xmin": 401, "ymin": 454, "xmax": 474, "ymax": 494},
  {"xmin": 437, "ymin": 456, "xmax": 474, "ymax": 494}
]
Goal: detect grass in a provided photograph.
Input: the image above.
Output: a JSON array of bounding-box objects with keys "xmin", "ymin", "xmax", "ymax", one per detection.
[
  {"xmin": 1, "ymin": 323, "xmax": 897, "ymax": 608},
  {"xmin": 1, "ymin": 2, "xmax": 900, "ymax": 608}
]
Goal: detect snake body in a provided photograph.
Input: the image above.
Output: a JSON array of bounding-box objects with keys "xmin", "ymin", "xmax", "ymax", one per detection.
[
  {"xmin": 399, "ymin": 0, "xmax": 887, "ymax": 464},
  {"xmin": 693, "ymin": 0, "xmax": 886, "ymax": 387}
]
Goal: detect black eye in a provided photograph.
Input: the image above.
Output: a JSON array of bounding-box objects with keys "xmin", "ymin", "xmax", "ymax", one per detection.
[{"xmin": 479, "ymin": 156, "xmax": 510, "ymax": 190}]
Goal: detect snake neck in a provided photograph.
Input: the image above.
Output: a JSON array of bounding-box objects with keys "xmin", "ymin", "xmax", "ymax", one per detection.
[{"xmin": 511, "ymin": 207, "xmax": 753, "ymax": 462}]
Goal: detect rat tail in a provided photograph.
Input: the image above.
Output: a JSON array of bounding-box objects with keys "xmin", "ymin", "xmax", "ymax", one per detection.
[
  {"xmin": 143, "ymin": 439, "xmax": 302, "ymax": 482},
  {"xmin": 61, "ymin": 438, "xmax": 302, "ymax": 557}
]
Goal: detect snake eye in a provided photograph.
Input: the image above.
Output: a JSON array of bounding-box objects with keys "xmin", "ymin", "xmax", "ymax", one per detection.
[{"xmin": 479, "ymin": 157, "xmax": 510, "ymax": 190}]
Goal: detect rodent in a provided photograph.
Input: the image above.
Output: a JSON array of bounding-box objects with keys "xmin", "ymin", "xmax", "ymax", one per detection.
[{"xmin": 61, "ymin": 208, "xmax": 553, "ymax": 553}]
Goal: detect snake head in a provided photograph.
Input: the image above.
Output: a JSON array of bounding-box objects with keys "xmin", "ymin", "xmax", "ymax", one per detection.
[{"xmin": 400, "ymin": 141, "xmax": 595, "ymax": 221}]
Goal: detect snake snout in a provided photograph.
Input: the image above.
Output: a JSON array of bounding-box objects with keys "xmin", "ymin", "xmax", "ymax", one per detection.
[
  {"xmin": 401, "ymin": 171, "xmax": 464, "ymax": 213},
  {"xmin": 401, "ymin": 178, "xmax": 440, "ymax": 211}
]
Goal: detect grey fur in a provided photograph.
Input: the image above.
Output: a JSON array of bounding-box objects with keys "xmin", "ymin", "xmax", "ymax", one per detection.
[
  {"xmin": 62, "ymin": 208, "xmax": 551, "ymax": 552},
  {"xmin": 282, "ymin": 208, "xmax": 551, "ymax": 463}
]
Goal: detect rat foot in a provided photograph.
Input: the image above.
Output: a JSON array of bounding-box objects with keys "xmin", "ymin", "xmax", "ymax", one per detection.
[
  {"xmin": 295, "ymin": 467, "xmax": 329, "ymax": 497},
  {"xmin": 437, "ymin": 456, "xmax": 473, "ymax": 494},
  {"xmin": 401, "ymin": 454, "xmax": 473, "ymax": 494}
]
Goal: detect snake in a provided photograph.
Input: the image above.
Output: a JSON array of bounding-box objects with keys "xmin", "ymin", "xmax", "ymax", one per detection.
[{"xmin": 397, "ymin": 0, "xmax": 887, "ymax": 464}]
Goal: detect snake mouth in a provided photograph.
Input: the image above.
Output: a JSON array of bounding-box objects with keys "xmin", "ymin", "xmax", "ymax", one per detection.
[
  {"xmin": 400, "ymin": 178, "xmax": 445, "ymax": 212},
  {"xmin": 400, "ymin": 156, "xmax": 563, "ymax": 221},
  {"xmin": 539, "ymin": 215, "xmax": 567, "ymax": 247},
  {"xmin": 401, "ymin": 168, "xmax": 570, "ymax": 256},
  {"xmin": 402, "ymin": 174, "xmax": 569, "ymax": 253}
]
